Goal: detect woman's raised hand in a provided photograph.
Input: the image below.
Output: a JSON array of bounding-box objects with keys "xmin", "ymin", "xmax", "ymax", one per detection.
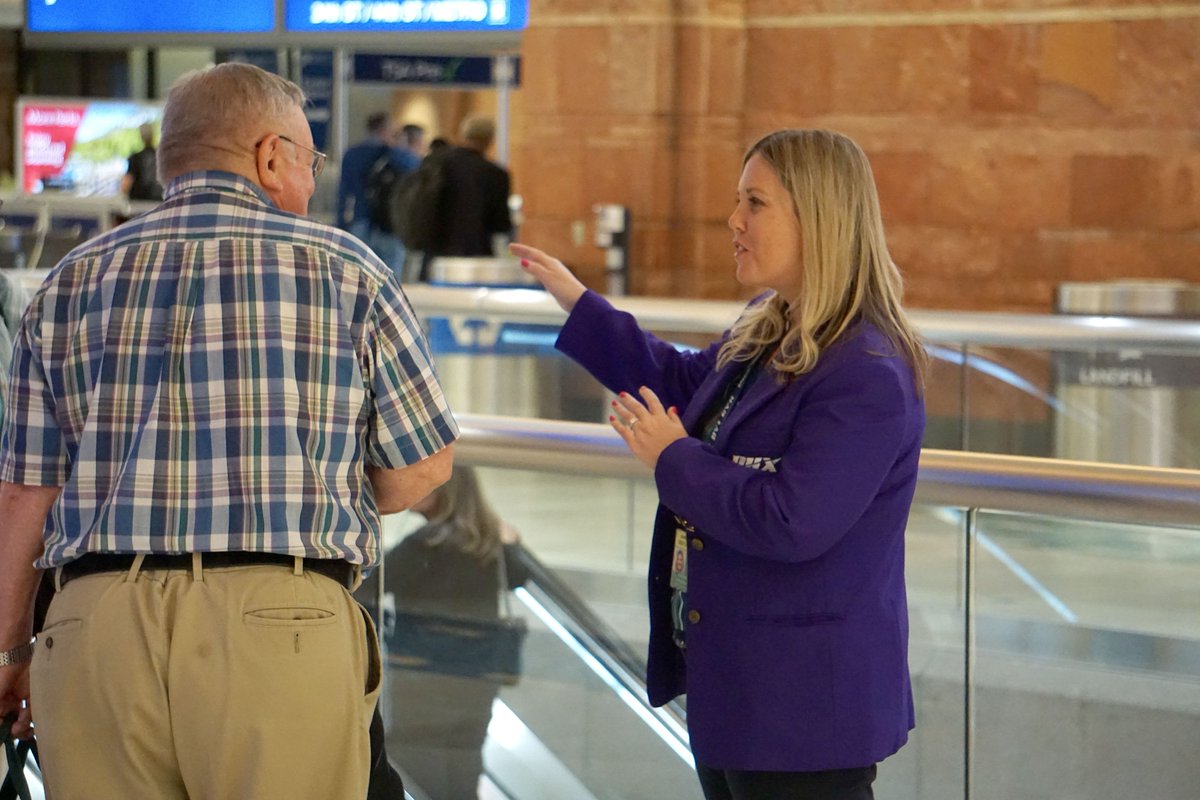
[{"xmin": 509, "ymin": 243, "xmax": 588, "ymax": 313}]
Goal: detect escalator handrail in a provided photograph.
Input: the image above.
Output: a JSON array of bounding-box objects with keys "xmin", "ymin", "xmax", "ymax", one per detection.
[
  {"xmin": 13, "ymin": 275, "xmax": 1200, "ymax": 350},
  {"xmin": 401, "ymin": 284, "xmax": 1200, "ymax": 352},
  {"xmin": 456, "ymin": 413, "xmax": 1200, "ymax": 529}
]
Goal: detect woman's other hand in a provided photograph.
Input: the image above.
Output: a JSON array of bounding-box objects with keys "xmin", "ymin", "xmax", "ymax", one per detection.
[
  {"xmin": 509, "ymin": 243, "xmax": 588, "ymax": 313},
  {"xmin": 499, "ymin": 521, "xmax": 521, "ymax": 545},
  {"xmin": 611, "ymin": 386, "xmax": 687, "ymax": 470}
]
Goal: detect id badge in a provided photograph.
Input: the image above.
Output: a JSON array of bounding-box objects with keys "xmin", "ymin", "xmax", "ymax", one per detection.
[{"xmin": 669, "ymin": 528, "xmax": 688, "ymax": 591}]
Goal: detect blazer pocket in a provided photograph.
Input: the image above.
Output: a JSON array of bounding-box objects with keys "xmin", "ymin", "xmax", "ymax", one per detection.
[{"xmin": 745, "ymin": 612, "xmax": 844, "ymax": 627}]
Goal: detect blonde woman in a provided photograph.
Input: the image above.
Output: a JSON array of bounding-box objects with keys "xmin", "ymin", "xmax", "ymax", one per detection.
[{"xmin": 511, "ymin": 129, "xmax": 927, "ymax": 800}]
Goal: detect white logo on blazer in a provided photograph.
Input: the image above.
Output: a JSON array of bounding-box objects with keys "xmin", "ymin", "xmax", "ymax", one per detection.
[{"xmin": 732, "ymin": 455, "xmax": 781, "ymax": 473}]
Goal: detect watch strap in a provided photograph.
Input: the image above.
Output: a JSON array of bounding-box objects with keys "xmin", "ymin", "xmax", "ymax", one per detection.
[{"xmin": 0, "ymin": 639, "xmax": 35, "ymax": 667}]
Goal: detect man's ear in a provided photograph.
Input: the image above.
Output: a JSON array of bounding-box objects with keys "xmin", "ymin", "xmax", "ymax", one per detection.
[{"xmin": 256, "ymin": 135, "xmax": 285, "ymax": 192}]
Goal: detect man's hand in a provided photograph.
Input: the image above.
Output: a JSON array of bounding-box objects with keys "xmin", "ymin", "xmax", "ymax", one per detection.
[
  {"xmin": 0, "ymin": 481, "xmax": 58, "ymax": 742},
  {"xmin": 1, "ymin": 665, "xmax": 33, "ymax": 740}
]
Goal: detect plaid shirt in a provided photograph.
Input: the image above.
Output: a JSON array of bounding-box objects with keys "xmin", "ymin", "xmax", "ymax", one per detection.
[{"xmin": 0, "ymin": 171, "xmax": 458, "ymax": 568}]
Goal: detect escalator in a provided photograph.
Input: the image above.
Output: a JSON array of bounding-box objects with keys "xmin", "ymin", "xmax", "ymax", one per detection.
[{"xmin": 373, "ymin": 542, "xmax": 699, "ymax": 800}]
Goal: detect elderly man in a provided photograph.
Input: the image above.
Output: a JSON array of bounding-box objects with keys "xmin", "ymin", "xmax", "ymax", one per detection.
[{"xmin": 0, "ymin": 63, "xmax": 456, "ymax": 798}]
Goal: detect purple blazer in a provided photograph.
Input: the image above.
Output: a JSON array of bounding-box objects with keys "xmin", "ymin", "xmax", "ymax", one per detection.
[{"xmin": 557, "ymin": 291, "xmax": 924, "ymax": 771}]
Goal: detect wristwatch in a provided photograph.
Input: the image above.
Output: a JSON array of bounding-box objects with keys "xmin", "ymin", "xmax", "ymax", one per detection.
[{"xmin": 0, "ymin": 639, "xmax": 35, "ymax": 667}]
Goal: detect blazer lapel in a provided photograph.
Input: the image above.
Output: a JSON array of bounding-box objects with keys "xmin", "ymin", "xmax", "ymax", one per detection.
[
  {"xmin": 681, "ymin": 361, "xmax": 792, "ymax": 447},
  {"xmin": 681, "ymin": 364, "xmax": 735, "ymax": 436},
  {"xmin": 712, "ymin": 369, "xmax": 791, "ymax": 448}
]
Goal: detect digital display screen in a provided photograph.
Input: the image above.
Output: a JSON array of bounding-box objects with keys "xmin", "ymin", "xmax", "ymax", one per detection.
[
  {"xmin": 286, "ymin": 0, "xmax": 527, "ymax": 32},
  {"xmin": 26, "ymin": 0, "xmax": 275, "ymax": 33},
  {"xmin": 18, "ymin": 99, "xmax": 163, "ymax": 197}
]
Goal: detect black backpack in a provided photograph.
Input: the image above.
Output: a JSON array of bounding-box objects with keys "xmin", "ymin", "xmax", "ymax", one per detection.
[
  {"xmin": 364, "ymin": 151, "xmax": 403, "ymax": 234},
  {"xmin": 389, "ymin": 151, "xmax": 447, "ymax": 251}
]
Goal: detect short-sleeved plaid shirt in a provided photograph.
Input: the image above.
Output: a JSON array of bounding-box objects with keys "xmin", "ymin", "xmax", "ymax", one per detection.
[{"xmin": 0, "ymin": 171, "xmax": 458, "ymax": 568}]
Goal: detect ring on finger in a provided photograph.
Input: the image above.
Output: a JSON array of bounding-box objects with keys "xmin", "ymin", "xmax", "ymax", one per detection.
[{"xmin": 627, "ymin": 417, "xmax": 639, "ymax": 428}]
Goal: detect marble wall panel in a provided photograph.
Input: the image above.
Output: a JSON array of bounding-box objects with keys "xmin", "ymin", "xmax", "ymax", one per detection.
[
  {"xmin": 969, "ymin": 24, "xmax": 1039, "ymax": 114},
  {"xmin": 517, "ymin": 1, "xmax": 1199, "ymax": 310}
]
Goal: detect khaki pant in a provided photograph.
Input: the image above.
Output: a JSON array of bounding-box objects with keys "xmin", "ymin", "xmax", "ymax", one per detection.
[{"xmin": 30, "ymin": 557, "xmax": 381, "ymax": 800}]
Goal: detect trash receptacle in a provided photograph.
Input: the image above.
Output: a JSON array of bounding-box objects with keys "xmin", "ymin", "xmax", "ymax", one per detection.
[
  {"xmin": 425, "ymin": 256, "xmax": 608, "ymax": 421},
  {"xmin": 1054, "ymin": 280, "xmax": 1200, "ymax": 468}
]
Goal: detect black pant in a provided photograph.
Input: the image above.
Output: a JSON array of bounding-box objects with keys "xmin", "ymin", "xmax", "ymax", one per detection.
[
  {"xmin": 695, "ymin": 761, "xmax": 876, "ymax": 800},
  {"xmin": 367, "ymin": 704, "xmax": 407, "ymax": 800}
]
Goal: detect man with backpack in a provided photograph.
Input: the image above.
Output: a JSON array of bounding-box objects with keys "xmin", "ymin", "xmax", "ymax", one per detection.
[
  {"xmin": 413, "ymin": 117, "xmax": 513, "ymax": 282},
  {"xmin": 336, "ymin": 114, "xmax": 423, "ymax": 274}
]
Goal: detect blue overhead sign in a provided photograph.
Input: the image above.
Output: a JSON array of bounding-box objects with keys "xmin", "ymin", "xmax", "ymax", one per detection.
[
  {"xmin": 26, "ymin": 0, "xmax": 275, "ymax": 32},
  {"xmin": 354, "ymin": 54, "xmax": 521, "ymax": 86},
  {"xmin": 287, "ymin": 0, "xmax": 528, "ymax": 32},
  {"xmin": 300, "ymin": 51, "xmax": 335, "ymax": 152}
]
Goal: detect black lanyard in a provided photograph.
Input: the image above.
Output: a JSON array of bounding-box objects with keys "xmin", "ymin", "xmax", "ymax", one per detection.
[{"xmin": 700, "ymin": 349, "xmax": 772, "ymax": 444}]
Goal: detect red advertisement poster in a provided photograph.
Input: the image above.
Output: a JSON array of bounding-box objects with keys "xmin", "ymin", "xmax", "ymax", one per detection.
[
  {"xmin": 21, "ymin": 102, "xmax": 86, "ymax": 194},
  {"xmin": 18, "ymin": 99, "xmax": 162, "ymax": 197}
]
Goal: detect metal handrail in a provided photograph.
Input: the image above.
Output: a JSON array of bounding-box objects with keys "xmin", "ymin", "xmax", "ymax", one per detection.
[
  {"xmin": 11, "ymin": 276, "xmax": 1200, "ymax": 350},
  {"xmin": 399, "ymin": 284, "xmax": 1200, "ymax": 352},
  {"xmin": 455, "ymin": 413, "xmax": 1200, "ymax": 530}
]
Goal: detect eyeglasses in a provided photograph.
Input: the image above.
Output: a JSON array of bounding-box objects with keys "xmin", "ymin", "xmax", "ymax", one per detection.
[{"xmin": 259, "ymin": 133, "xmax": 327, "ymax": 180}]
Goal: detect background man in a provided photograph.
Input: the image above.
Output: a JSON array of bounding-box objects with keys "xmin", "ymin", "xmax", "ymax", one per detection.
[
  {"xmin": 0, "ymin": 62, "xmax": 456, "ymax": 799},
  {"xmin": 119, "ymin": 122, "xmax": 163, "ymax": 202},
  {"xmin": 420, "ymin": 116, "xmax": 513, "ymax": 280},
  {"xmin": 337, "ymin": 113, "xmax": 422, "ymax": 274}
]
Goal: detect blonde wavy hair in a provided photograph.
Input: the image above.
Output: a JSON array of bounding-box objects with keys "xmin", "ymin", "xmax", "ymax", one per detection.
[
  {"xmin": 717, "ymin": 129, "xmax": 927, "ymax": 392},
  {"xmin": 419, "ymin": 466, "xmax": 504, "ymax": 562}
]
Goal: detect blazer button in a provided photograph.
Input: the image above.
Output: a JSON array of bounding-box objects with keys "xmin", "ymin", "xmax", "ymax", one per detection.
[
  {"xmin": 690, "ymin": 538, "xmax": 704, "ymax": 551},
  {"xmin": 687, "ymin": 610, "xmax": 701, "ymax": 624}
]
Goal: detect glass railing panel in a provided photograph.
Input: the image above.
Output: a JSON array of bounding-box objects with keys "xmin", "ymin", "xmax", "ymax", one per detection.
[
  {"xmin": 474, "ymin": 466, "xmax": 658, "ymax": 660},
  {"xmin": 959, "ymin": 345, "xmax": 1056, "ymax": 459},
  {"xmin": 372, "ymin": 583, "xmax": 700, "ymax": 800},
  {"xmin": 432, "ymin": 340, "xmax": 608, "ymax": 424},
  {"xmin": 373, "ymin": 466, "xmax": 691, "ymax": 799},
  {"xmin": 1049, "ymin": 343, "xmax": 1200, "ymax": 469},
  {"xmin": 943, "ymin": 341, "xmax": 1200, "ymax": 468},
  {"xmin": 490, "ymin": 584, "xmax": 701, "ymax": 799},
  {"xmin": 922, "ymin": 343, "xmax": 968, "ymax": 451},
  {"xmin": 969, "ymin": 511, "xmax": 1200, "ymax": 800},
  {"xmin": 881, "ymin": 503, "xmax": 969, "ymax": 800},
  {"xmin": 424, "ymin": 309, "xmax": 720, "ymax": 426},
  {"xmin": 474, "ymin": 466, "xmax": 656, "ymax": 574},
  {"xmin": 406, "ymin": 286, "xmax": 1200, "ymax": 464},
  {"xmin": 375, "ymin": 413, "xmax": 1200, "ymax": 799}
]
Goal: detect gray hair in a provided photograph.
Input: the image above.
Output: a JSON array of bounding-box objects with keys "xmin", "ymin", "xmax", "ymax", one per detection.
[
  {"xmin": 158, "ymin": 62, "xmax": 307, "ymax": 182},
  {"xmin": 460, "ymin": 116, "xmax": 495, "ymax": 148}
]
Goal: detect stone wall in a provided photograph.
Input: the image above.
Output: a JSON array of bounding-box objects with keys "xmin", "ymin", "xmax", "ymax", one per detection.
[{"xmin": 511, "ymin": 1, "xmax": 1200, "ymax": 311}]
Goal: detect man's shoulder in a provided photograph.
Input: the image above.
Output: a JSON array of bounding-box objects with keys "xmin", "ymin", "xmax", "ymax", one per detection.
[
  {"xmin": 59, "ymin": 194, "xmax": 393, "ymax": 295},
  {"xmin": 444, "ymin": 146, "xmax": 505, "ymax": 176},
  {"xmin": 343, "ymin": 139, "xmax": 381, "ymax": 157},
  {"xmin": 289, "ymin": 216, "xmax": 393, "ymax": 281},
  {"xmin": 394, "ymin": 149, "xmax": 421, "ymax": 172}
]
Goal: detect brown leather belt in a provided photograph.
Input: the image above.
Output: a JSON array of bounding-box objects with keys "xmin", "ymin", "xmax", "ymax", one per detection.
[{"xmin": 58, "ymin": 552, "xmax": 355, "ymax": 589}]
